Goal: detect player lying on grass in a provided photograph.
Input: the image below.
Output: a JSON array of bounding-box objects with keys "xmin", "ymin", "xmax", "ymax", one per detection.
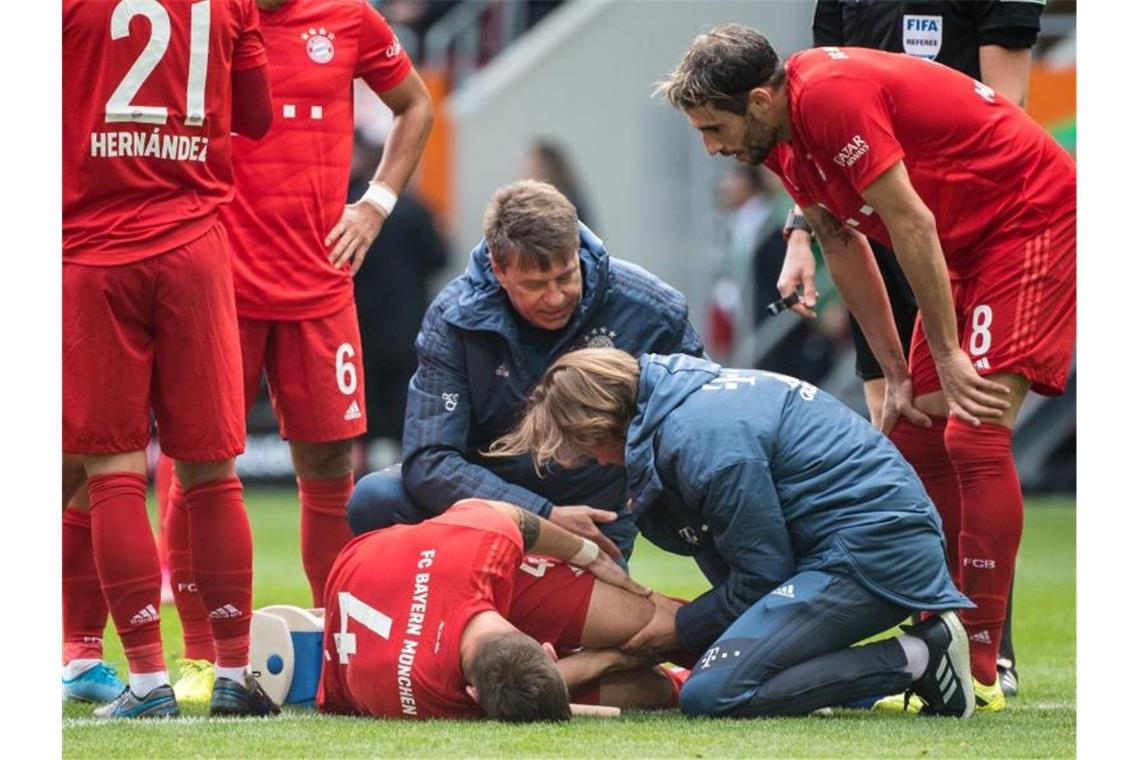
[
  {"xmin": 491, "ymin": 348, "xmax": 976, "ymax": 718},
  {"xmin": 318, "ymin": 498, "xmax": 685, "ymax": 721}
]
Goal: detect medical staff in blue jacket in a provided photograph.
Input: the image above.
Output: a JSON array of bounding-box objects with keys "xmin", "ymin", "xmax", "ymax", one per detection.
[
  {"xmin": 491, "ymin": 348, "xmax": 976, "ymax": 718},
  {"xmin": 347, "ymin": 181, "xmax": 705, "ymax": 559}
]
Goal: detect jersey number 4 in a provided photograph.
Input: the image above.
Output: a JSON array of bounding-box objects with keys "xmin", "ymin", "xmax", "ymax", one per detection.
[
  {"xmin": 333, "ymin": 591, "xmax": 394, "ymax": 665},
  {"xmin": 106, "ymin": 0, "xmax": 211, "ymax": 126}
]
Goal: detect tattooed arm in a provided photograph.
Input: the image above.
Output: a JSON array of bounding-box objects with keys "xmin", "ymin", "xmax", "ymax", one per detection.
[{"xmin": 472, "ymin": 499, "xmax": 650, "ymax": 596}]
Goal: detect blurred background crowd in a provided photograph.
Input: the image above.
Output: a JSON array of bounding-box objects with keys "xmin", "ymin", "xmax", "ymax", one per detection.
[{"xmin": 230, "ymin": 0, "xmax": 1076, "ymax": 494}]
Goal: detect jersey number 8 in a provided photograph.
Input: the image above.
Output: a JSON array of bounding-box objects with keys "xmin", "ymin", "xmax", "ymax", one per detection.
[{"xmin": 106, "ymin": 0, "xmax": 211, "ymax": 126}]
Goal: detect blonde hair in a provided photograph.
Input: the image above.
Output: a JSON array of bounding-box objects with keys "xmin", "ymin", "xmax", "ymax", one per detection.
[
  {"xmin": 482, "ymin": 180, "xmax": 579, "ymax": 272},
  {"xmin": 488, "ymin": 348, "xmax": 640, "ymax": 471}
]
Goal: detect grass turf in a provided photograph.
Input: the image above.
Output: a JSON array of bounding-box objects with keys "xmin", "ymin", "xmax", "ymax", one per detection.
[{"xmin": 63, "ymin": 490, "xmax": 1075, "ymax": 758}]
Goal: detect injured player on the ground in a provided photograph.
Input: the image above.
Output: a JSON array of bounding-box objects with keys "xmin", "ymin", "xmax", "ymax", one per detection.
[{"xmin": 317, "ymin": 498, "xmax": 690, "ymax": 722}]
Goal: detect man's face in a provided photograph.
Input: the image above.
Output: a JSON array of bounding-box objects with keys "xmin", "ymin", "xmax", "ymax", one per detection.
[
  {"xmin": 491, "ymin": 251, "xmax": 583, "ymax": 331},
  {"xmin": 686, "ymin": 102, "xmax": 781, "ymax": 166}
]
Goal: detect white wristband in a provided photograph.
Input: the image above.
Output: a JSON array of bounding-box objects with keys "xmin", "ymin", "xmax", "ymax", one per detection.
[
  {"xmin": 569, "ymin": 539, "xmax": 599, "ymax": 567},
  {"xmin": 359, "ymin": 181, "xmax": 398, "ymax": 217}
]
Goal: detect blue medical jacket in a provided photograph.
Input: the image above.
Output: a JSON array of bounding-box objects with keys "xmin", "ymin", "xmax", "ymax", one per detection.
[{"xmin": 626, "ymin": 354, "xmax": 970, "ymax": 652}]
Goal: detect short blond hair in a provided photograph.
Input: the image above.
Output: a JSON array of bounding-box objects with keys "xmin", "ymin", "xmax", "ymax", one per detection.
[
  {"xmin": 482, "ymin": 180, "xmax": 579, "ymax": 271},
  {"xmin": 488, "ymin": 348, "xmax": 640, "ymax": 471}
]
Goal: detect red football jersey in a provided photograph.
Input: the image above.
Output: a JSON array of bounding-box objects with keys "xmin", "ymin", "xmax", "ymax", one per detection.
[
  {"xmin": 222, "ymin": 0, "xmax": 412, "ymax": 321},
  {"xmin": 318, "ymin": 501, "xmax": 523, "ymax": 719},
  {"xmin": 63, "ymin": 0, "xmax": 267, "ymax": 265},
  {"xmin": 764, "ymin": 47, "xmax": 1076, "ymax": 278}
]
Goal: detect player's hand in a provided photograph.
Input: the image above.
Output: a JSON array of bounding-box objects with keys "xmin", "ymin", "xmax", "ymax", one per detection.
[
  {"xmin": 583, "ymin": 553, "xmax": 651, "ymax": 597},
  {"xmin": 622, "ymin": 594, "xmax": 682, "ymax": 656},
  {"xmin": 325, "ymin": 201, "xmax": 387, "ymax": 276},
  {"xmin": 550, "ymin": 506, "xmax": 622, "ymax": 561},
  {"xmin": 776, "ymin": 230, "xmax": 818, "ymax": 319},
  {"xmin": 934, "ymin": 349, "xmax": 1011, "ymax": 427},
  {"xmin": 880, "ymin": 374, "xmax": 931, "ymax": 435}
]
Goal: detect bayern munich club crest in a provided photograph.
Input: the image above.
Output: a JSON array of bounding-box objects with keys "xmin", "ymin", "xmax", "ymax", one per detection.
[
  {"xmin": 302, "ymin": 28, "xmax": 336, "ymax": 64},
  {"xmin": 583, "ymin": 327, "xmax": 617, "ymax": 348}
]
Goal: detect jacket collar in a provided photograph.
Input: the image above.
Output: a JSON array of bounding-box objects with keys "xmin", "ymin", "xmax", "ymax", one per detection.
[{"xmin": 625, "ymin": 354, "xmax": 722, "ymax": 517}]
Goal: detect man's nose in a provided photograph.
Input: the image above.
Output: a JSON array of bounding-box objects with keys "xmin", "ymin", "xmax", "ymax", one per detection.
[{"xmin": 702, "ymin": 133, "xmax": 722, "ymax": 156}]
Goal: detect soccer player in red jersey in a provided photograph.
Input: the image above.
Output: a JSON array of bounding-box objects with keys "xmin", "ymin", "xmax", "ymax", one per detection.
[
  {"xmin": 508, "ymin": 557, "xmax": 690, "ymax": 711},
  {"xmin": 659, "ymin": 25, "xmax": 1074, "ymax": 710},
  {"xmin": 318, "ymin": 499, "xmax": 669, "ymax": 721},
  {"xmin": 63, "ymin": 0, "xmax": 277, "ymax": 718},
  {"xmin": 161, "ymin": 0, "xmax": 433, "ymax": 700}
]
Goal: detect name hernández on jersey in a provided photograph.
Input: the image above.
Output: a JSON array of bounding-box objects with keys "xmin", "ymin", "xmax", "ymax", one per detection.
[{"xmin": 90, "ymin": 128, "xmax": 209, "ymax": 163}]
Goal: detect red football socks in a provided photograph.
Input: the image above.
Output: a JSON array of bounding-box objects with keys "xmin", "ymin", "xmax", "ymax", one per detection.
[
  {"xmin": 944, "ymin": 419, "xmax": 1022, "ymax": 685},
  {"xmin": 889, "ymin": 417, "xmax": 963, "ymax": 584},
  {"xmin": 165, "ymin": 476, "xmax": 216, "ymax": 661},
  {"xmin": 298, "ymin": 475, "xmax": 355, "ymax": 606},
  {"xmin": 87, "ymin": 473, "xmax": 165, "ymax": 673},
  {"xmin": 182, "ymin": 476, "xmax": 253, "ymax": 668},
  {"xmin": 62, "ymin": 506, "xmax": 108, "ymax": 664},
  {"xmin": 154, "ymin": 453, "xmax": 174, "ymax": 570}
]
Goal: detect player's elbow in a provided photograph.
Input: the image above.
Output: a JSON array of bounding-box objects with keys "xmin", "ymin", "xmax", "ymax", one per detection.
[
  {"xmin": 891, "ymin": 205, "xmax": 938, "ymax": 249},
  {"xmin": 236, "ymin": 108, "xmax": 273, "ymax": 140}
]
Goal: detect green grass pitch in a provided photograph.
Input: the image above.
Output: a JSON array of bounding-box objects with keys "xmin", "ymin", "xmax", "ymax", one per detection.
[{"xmin": 63, "ymin": 490, "xmax": 1075, "ymax": 758}]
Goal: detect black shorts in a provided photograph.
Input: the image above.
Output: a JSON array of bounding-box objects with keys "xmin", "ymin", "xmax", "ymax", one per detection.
[{"xmin": 850, "ymin": 239, "xmax": 918, "ymax": 381}]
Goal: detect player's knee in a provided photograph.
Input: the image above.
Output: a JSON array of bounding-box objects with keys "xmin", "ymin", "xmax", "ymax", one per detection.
[
  {"xmin": 346, "ymin": 465, "xmax": 416, "ymax": 535},
  {"xmin": 678, "ymin": 675, "xmax": 727, "ymax": 717},
  {"xmin": 290, "ymin": 439, "xmax": 353, "ymax": 480},
  {"xmin": 174, "ymin": 458, "xmax": 236, "ymax": 488}
]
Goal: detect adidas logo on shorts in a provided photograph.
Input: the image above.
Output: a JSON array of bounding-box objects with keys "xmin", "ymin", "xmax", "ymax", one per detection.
[
  {"xmin": 209, "ymin": 604, "xmax": 243, "ymax": 620},
  {"xmin": 129, "ymin": 604, "xmax": 159, "ymax": 626},
  {"xmin": 772, "ymin": 584, "xmax": 796, "ymax": 599},
  {"xmin": 344, "ymin": 400, "xmax": 362, "ymax": 421},
  {"xmin": 969, "ymin": 630, "xmax": 992, "ymax": 644}
]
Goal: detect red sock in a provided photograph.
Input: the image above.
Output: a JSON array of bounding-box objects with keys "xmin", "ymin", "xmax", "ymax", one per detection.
[
  {"xmin": 88, "ymin": 473, "xmax": 165, "ymax": 673},
  {"xmin": 62, "ymin": 506, "xmax": 108, "ymax": 664},
  {"xmin": 154, "ymin": 454, "xmax": 175, "ymax": 570},
  {"xmin": 298, "ymin": 475, "xmax": 355, "ymax": 606},
  {"xmin": 183, "ymin": 476, "xmax": 253, "ymax": 668},
  {"xmin": 944, "ymin": 420, "xmax": 1022, "ymax": 685},
  {"xmin": 889, "ymin": 417, "xmax": 963, "ymax": 585},
  {"xmin": 165, "ymin": 476, "xmax": 215, "ymax": 661},
  {"xmin": 661, "ymin": 666, "xmax": 690, "ymax": 709}
]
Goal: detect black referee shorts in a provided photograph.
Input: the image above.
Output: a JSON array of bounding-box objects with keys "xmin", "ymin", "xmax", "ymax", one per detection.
[{"xmin": 850, "ymin": 240, "xmax": 919, "ymax": 381}]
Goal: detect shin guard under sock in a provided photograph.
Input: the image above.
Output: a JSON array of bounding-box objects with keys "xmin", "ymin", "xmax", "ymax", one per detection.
[
  {"xmin": 298, "ymin": 475, "xmax": 355, "ymax": 606},
  {"xmin": 154, "ymin": 454, "xmax": 175, "ymax": 570},
  {"xmin": 62, "ymin": 506, "xmax": 108, "ymax": 664},
  {"xmin": 183, "ymin": 476, "xmax": 252, "ymax": 669},
  {"xmin": 944, "ymin": 419, "xmax": 1022, "ymax": 685},
  {"xmin": 889, "ymin": 417, "xmax": 963, "ymax": 584},
  {"xmin": 88, "ymin": 473, "xmax": 165, "ymax": 673},
  {"xmin": 166, "ymin": 476, "xmax": 215, "ymax": 661}
]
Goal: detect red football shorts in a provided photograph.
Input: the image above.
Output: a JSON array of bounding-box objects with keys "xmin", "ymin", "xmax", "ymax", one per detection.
[
  {"xmin": 239, "ymin": 301, "xmax": 367, "ymax": 442},
  {"xmin": 508, "ymin": 556, "xmax": 596, "ymax": 650},
  {"xmin": 63, "ymin": 224, "xmax": 245, "ymax": 460},
  {"xmin": 910, "ymin": 213, "xmax": 1076, "ymax": 397}
]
